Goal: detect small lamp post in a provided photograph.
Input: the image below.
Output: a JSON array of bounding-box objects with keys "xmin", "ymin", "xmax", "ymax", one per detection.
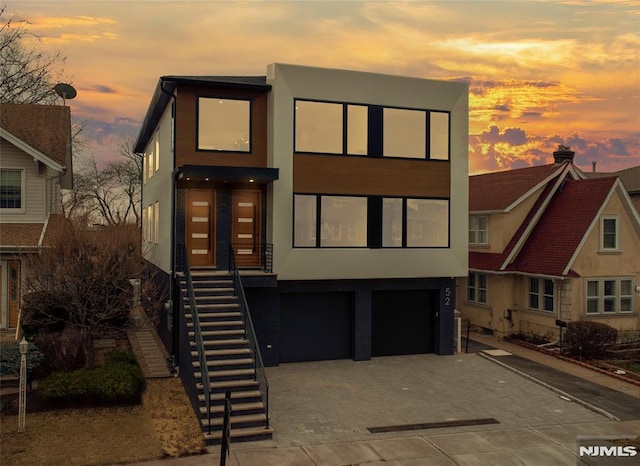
[{"xmin": 18, "ymin": 337, "xmax": 28, "ymax": 432}]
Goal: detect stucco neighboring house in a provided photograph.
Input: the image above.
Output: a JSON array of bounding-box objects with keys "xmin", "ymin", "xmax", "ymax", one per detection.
[
  {"xmin": 456, "ymin": 147, "xmax": 640, "ymax": 341},
  {"xmin": 0, "ymin": 103, "xmax": 73, "ymax": 330}
]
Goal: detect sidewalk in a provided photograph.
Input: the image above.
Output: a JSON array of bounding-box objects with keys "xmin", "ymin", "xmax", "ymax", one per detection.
[{"xmin": 469, "ymin": 333, "xmax": 640, "ymax": 400}]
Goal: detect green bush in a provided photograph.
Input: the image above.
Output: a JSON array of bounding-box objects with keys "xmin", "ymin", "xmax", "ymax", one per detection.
[
  {"xmin": 564, "ymin": 321, "xmax": 618, "ymax": 359},
  {"xmin": 38, "ymin": 351, "xmax": 145, "ymax": 405},
  {"xmin": 105, "ymin": 349, "xmax": 139, "ymax": 367},
  {"xmin": 0, "ymin": 341, "xmax": 44, "ymax": 377}
]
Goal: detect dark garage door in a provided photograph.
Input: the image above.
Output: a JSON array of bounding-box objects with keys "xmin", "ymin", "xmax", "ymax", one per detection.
[
  {"xmin": 372, "ymin": 290, "xmax": 436, "ymax": 357},
  {"xmin": 280, "ymin": 292, "xmax": 353, "ymax": 363}
]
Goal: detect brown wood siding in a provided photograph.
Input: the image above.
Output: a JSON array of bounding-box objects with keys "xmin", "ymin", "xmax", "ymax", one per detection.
[
  {"xmin": 293, "ymin": 155, "xmax": 450, "ymax": 198},
  {"xmin": 175, "ymin": 85, "xmax": 268, "ymax": 168}
]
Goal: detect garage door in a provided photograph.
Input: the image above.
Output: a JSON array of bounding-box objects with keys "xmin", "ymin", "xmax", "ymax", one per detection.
[
  {"xmin": 280, "ymin": 292, "xmax": 353, "ymax": 363},
  {"xmin": 372, "ymin": 290, "xmax": 436, "ymax": 357}
]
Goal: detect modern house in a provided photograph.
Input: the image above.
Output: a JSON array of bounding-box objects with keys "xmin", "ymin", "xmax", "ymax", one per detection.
[
  {"xmin": 134, "ymin": 63, "xmax": 468, "ymax": 442},
  {"xmin": 457, "ymin": 147, "xmax": 640, "ymax": 340},
  {"xmin": 0, "ymin": 103, "xmax": 73, "ymax": 331}
]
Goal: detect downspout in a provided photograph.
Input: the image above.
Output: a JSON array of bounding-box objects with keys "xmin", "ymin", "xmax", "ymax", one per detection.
[{"xmin": 159, "ymin": 78, "xmax": 178, "ymax": 362}]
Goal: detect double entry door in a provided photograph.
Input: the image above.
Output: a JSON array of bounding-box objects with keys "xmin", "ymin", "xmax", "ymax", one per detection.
[{"xmin": 185, "ymin": 188, "xmax": 261, "ymax": 269}]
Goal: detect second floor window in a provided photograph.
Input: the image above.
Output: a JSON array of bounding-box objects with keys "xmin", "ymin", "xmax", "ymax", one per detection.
[
  {"xmin": 198, "ymin": 97, "xmax": 251, "ymax": 152},
  {"xmin": 0, "ymin": 169, "xmax": 23, "ymax": 209},
  {"xmin": 469, "ymin": 215, "xmax": 488, "ymax": 245},
  {"xmin": 600, "ymin": 216, "xmax": 619, "ymax": 251}
]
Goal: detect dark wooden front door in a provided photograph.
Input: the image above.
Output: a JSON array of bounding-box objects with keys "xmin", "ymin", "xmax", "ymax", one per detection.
[
  {"xmin": 186, "ymin": 190, "xmax": 215, "ymax": 267},
  {"xmin": 231, "ymin": 189, "xmax": 261, "ymax": 268}
]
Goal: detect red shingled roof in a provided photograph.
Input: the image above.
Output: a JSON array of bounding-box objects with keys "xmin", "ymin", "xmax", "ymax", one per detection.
[
  {"xmin": 470, "ymin": 164, "xmax": 560, "ymax": 212},
  {"xmin": 0, "ymin": 103, "xmax": 71, "ymax": 166},
  {"xmin": 506, "ymin": 176, "xmax": 617, "ymax": 277}
]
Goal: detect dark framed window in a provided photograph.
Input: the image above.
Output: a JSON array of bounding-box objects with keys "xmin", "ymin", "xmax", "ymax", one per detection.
[
  {"xmin": 294, "ymin": 99, "xmax": 450, "ymax": 160},
  {"xmin": 294, "ymin": 193, "xmax": 449, "ymax": 249},
  {"xmin": 0, "ymin": 169, "xmax": 23, "ymax": 209},
  {"xmin": 198, "ymin": 97, "xmax": 251, "ymax": 152}
]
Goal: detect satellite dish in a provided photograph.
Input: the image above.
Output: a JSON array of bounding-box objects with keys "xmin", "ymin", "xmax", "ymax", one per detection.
[{"xmin": 54, "ymin": 83, "xmax": 77, "ymax": 105}]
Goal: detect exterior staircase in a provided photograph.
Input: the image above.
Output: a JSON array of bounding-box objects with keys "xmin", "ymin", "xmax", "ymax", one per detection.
[{"xmin": 181, "ymin": 268, "xmax": 272, "ymax": 445}]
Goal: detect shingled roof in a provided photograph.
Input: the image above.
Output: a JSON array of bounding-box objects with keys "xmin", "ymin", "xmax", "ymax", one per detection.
[
  {"xmin": 0, "ymin": 103, "xmax": 71, "ymax": 167},
  {"xmin": 505, "ymin": 177, "xmax": 617, "ymax": 277},
  {"xmin": 469, "ymin": 164, "xmax": 561, "ymax": 212}
]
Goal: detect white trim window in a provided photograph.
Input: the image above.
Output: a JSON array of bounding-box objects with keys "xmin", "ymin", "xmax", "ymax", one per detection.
[
  {"xmin": 528, "ymin": 277, "xmax": 555, "ymax": 313},
  {"xmin": 586, "ymin": 278, "xmax": 634, "ymax": 314},
  {"xmin": 469, "ymin": 215, "xmax": 488, "ymax": 245},
  {"xmin": 0, "ymin": 169, "xmax": 25, "ymax": 211},
  {"xmin": 600, "ymin": 215, "xmax": 619, "ymax": 251},
  {"xmin": 154, "ymin": 201, "xmax": 159, "ymax": 244},
  {"xmin": 467, "ymin": 272, "xmax": 487, "ymax": 304},
  {"xmin": 154, "ymin": 132, "xmax": 160, "ymax": 173}
]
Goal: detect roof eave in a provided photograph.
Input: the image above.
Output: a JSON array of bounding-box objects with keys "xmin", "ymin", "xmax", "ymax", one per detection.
[{"xmin": 0, "ymin": 128, "xmax": 65, "ymax": 172}]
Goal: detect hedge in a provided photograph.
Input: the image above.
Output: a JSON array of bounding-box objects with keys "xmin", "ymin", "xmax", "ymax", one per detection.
[{"xmin": 38, "ymin": 350, "xmax": 145, "ymax": 405}]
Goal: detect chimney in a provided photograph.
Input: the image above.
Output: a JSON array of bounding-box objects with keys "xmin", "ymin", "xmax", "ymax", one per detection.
[
  {"xmin": 553, "ymin": 144, "xmax": 575, "ymax": 164},
  {"xmin": 592, "ymin": 161, "xmax": 597, "ymax": 173}
]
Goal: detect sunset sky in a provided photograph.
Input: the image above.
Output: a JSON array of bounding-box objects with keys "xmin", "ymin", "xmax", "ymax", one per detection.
[{"xmin": 7, "ymin": 0, "xmax": 639, "ymax": 174}]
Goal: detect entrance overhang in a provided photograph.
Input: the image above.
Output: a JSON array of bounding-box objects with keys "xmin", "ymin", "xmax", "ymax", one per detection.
[{"xmin": 176, "ymin": 165, "xmax": 279, "ymax": 184}]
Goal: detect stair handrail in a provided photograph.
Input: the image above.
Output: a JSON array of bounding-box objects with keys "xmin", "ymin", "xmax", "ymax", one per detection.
[
  {"xmin": 178, "ymin": 242, "xmax": 213, "ymax": 434},
  {"xmin": 228, "ymin": 246, "xmax": 270, "ymax": 429}
]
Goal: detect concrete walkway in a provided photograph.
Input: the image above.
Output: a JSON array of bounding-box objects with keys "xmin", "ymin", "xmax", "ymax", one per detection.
[
  {"xmin": 127, "ymin": 308, "xmax": 171, "ymax": 379},
  {"xmin": 131, "ymin": 334, "xmax": 640, "ymax": 466}
]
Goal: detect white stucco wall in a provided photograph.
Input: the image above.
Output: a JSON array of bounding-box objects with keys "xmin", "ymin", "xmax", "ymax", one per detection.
[{"xmin": 267, "ymin": 63, "xmax": 469, "ymax": 280}]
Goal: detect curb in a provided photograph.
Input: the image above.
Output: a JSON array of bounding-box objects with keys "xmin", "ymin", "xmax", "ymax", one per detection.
[
  {"xmin": 505, "ymin": 339, "xmax": 640, "ymax": 387},
  {"xmin": 477, "ymin": 352, "xmax": 620, "ymax": 422}
]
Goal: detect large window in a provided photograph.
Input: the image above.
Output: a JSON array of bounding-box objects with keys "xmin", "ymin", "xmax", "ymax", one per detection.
[
  {"xmin": 320, "ymin": 196, "xmax": 367, "ymax": 247},
  {"xmin": 406, "ymin": 198, "xmax": 449, "ymax": 247},
  {"xmin": 467, "ymin": 273, "xmax": 487, "ymax": 304},
  {"xmin": 293, "ymin": 194, "xmax": 317, "ymax": 247},
  {"xmin": 429, "ymin": 111, "xmax": 450, "ymax": 160},
  {"xmin": 294, "ymin": 194, "xmax": 448, "ymax": 248},
  {"xmin": 586, "ymin": 278, "xmax": 634, "ymax": 315},
  {"xmin": 294, "ymin": 99, "xmax": 450, "ymax": 159},
  {"xmin": 383, "ymin": 108, "xmax": 426, "ymax": 159},
  {"xmin": 600, "ymin": 216, "xmax": 619, "ymax": 251},
  {"xmin": 198, "ymin": 97, "xmax": 251, "ymax": 152},
  {"xmin": 469, "ymin": 215, "xmax": 488, "ymax": 245},
  {"xmin": 0, "ymin": 169, "xmax": 23, "ymax": 209},
  {"xmin": 528, "ymin": 278, "xmax": 555, "ymax": 313},
  {"xmin": 382, "ymin": 198, "xmax": 403, "ymax": 247}
]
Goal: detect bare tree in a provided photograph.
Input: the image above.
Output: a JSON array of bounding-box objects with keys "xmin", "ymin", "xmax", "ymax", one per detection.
[
  {"xmin": 23, "ymin": 219, "xmax": 153, "ymax": 368},
  {"xmin": 62, "ymin": 135, "xmax": 142, "ymax": 226},
  {"xmin": 0, "ymin": 6, "xmax": 67, "ymax": 104}
]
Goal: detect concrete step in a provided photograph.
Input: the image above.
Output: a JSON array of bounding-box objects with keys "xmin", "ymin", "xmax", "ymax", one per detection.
[
  {"xmin": 186, "ymin": 312, "xmax": 242, "ymax": 320},
  {"xmin": 202, "ymin": 389, "xmax": 263, "ymax": 404},
  {"xmin": 191, "ymin": 347, "xmax": 251, "ymax": 359},
  {"xmin": 200, "ymin": 401, "xmax": 265, "ymax": 417},
  {"xmin": 184, "ymin": 303, "xmax": 240, "ymax": 311},
  {"xmin": 194, "ymin": 368, "xmax": 255, "ymax": 381},
  {"xmin": 193, "ymin": 357, "xmax": 254, "ymax": 371},
  {"xmin": 189, "ymin": 329, "xmax": 245, "ymax": 339},
  {"xmin": 201, "ymin": 413, "xmax": 268, "ymax": 431},
  {"xmin": 197, "ymin": 378, "xmax": 260, "ymax": 394},
  {"xmin": 203, "ymin": 425, "xmax": 273, "ymax": 445}
]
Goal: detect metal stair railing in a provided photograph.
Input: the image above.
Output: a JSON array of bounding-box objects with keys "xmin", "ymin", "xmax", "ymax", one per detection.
[
  {"xmin": 228, "ymin": 246, "xmax": 270, "ymax": 429},
  {"xmin": 177, "ymin": 243, "xmax": 213, "ymax": 434}
]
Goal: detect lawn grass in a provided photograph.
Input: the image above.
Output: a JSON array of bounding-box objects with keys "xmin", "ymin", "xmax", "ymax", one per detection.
[{"xmin": 1, "ymin": 378, "xmax": 205, "ymax": 465}]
